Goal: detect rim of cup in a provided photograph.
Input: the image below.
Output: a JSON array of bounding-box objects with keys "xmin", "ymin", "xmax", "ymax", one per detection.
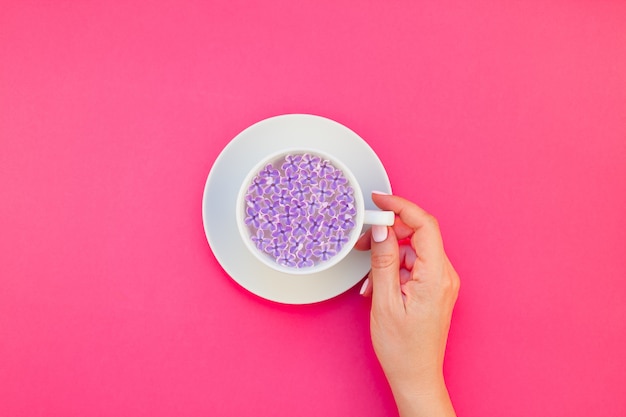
[{"xmin": 235, "ymin": 147, "xmax": 365, "ymax": 275}]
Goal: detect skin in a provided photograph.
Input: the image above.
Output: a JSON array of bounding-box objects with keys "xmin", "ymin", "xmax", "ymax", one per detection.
[{"xmin": 355, "ymin": 193, "xmax": 460, "ymax": 417}]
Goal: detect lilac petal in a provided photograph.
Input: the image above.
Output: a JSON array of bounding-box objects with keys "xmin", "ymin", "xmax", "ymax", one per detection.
[
  {"xmin": 290, "ymin": 198, "xmax": 308, "ymax": 216},
  {"xmin": 249, "ymin": 175, "xmax": 267, "ymax": 194},
  {"xmin": 272, "ymin": 223, "xmax": 293, "ymax": 242},
  {"xmin": 307, "ymin": 214, "xmax": 324, "ymax": 233},
  {"xmin": 260, "ymin": 214, "xmax": 278, "ymax": 231},
  {"xmin": 279, "ymin": 206, "xmax": 294, "ymax": 224},
  {"xmin": 281, "ymin": 154, "xmax": 302, "ymax": 172},
  {"xmin": 313, "ymin": 243, "xmax": 337, "ymax": 262},
  {"xmin": 323, "ymin": 217, "xmax": 339, "ymax": 237},
  {"xmin": 277, "ymin": 252, "xmax": 296, "ymax": 268},
  {"xmin": 337, "ymin": 185, "xmax": 354, "ymax": 202},
  {"xmin": 338, "ymin": 199, "xmax": 355, "ymax": 214},
  {"xmin": 305, "ymin": 231, "xmax": 324, "ymax": 250},
  {"xmin": 320, "ymin": 199, "xmax": 339, "ymax": 217},
  {"xmin": 281, "ymin": 172, "xmax": 299, "ymax": 190},
  {"xmin": 291, "ymin": 183, "xmax": 311, "ymax": 200},
  {"xmin": 292, "ymin": 219, "xmax": 308, "ymax": 236},
  {"xmin": 261, "ymin": 198, "xmax": 280, "ymax": 217},
  {"xmin": 288, "ymin": 234, "xmax": 306, "ymax": 254},
  {"xmin": 245, "ymin": 199, "xmax": 262, "ymax": 212},
  {"xmin": 244, "ymin": 206, "xmax": 261, "ymax": 228},
  {"xmin": 326, "ymin": 170, "xmax": 348, "ymax": 188},
  {"xmin": 299, "ymin": 153, "xmax": 321, "ymax": 171},
  {"xmin": 329, "ymin": 229, "xmax": 350, "ymax": 250},
  {"xmin": 299, "ymin": 169, "xmax": 318, "ymax": 186},
  {"xmin": 338, "ymin": 213, "xmax": 355, "ymax": 230},
  {"xmin": 313, "ymin": 180, "xmax": 333, "ymax": 200},
  {"xmin": 264, "ymin": 238, "xmax": 287, "ymax": 257},
  {"xmin": 245, "ymin": 193, "xmax": 264, "ymax": 206},
  {"xmin": 317, "ymin": 160, "xmax": 334, "ymax": 176},
  {"xmin": 263, "ymin": 177, "xmax": 281, "ymax": 194},
  {"xmin": 251, "ymin": 229, "xmax": 270, "ymax": 250},
  {"xmin": 296, "ymin": 251, "xmax": 315, "ymax": 268},
  {"xmin": 307, "ymin": 196, "xmax": 322, "ymax": 215},
  {"xmin": 272, "ymin": 189, "xmax": 291, "ymax": 206},
  {"xmin": 259, "ymin": 163, "xmax": 279, "ymax": 179}
]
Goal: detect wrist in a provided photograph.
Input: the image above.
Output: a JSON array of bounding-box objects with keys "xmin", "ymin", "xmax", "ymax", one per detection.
[{"xmin": 389, "ymin": 375, "xmax": 455, "ymax": 417}]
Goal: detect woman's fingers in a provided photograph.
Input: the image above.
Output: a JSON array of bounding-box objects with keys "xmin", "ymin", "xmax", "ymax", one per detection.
[
  {"xmin": 360, "ymin": 245, "xmax": 416, "ymax": 297},
  {"xmin": 369, "ymin": 227, "xmax": 403, "ymax": 309},
  {"xmin": 371, "ymin": 194, "xmax": 445, "ymax": 263}
]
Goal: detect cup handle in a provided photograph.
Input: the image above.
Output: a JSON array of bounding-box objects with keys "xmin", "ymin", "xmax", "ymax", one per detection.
[{"xmin": 363, "ymin": 210, "xmax": 395, "ymax": 226}]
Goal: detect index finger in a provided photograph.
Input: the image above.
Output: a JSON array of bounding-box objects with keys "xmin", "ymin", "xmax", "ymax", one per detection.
[{"xmin": 372, "ymin": 193, "xmax": 445, "ymax": 262}]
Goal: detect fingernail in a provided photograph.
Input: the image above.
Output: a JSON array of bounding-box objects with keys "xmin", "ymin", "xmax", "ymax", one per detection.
[
  {"xmin": 372, "ymin": 225, "xmax": 388, "ymax": 242},
  {"xmin": 371, "ymin": 190, "xmax": 390, "ymax": 195},
  {"xmin": 358, "ymin": 232, "xmax": 365, "ymax": 239},
  {"xmin": 359, "ymin": 278, "xmax": 369, "ymax": 295}
]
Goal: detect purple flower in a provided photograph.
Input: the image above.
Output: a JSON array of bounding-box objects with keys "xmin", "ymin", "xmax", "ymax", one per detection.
[
  {"xmin": 263, "ymin": 177, "xmax": 281, "ymax": 194},
  {"xmin": 260, "ymin": 214, "xmax": 278, "ymax": 231},
  {"xmin": 272, "ymin": 223, "xmax": 293, "ymax": 242},
  {"xmin": 313, "ymin": 179, "xmax": 333, "ymax": 200},
  {"xmin": 245, "ymin": 197, "xmax": 263, "ymax": 211},
  {"xmin": 329, "ymin": 230, "xmax": 350, "ymax": 251},
  {"xmin": 279, "ymin": 206, "xmax": 296, "ymax": 224},
  {"xmin": 295, "ymin": 251, "xmax": 315, "ymax": 268},
  {"xmin": 307, "ymin": 214, "xmax": 324, "ymax": 233},
  {"xmin": 281, "ymin": 154, "xmax": 302, "ymax": 172},
  {"xmin": 336, "ymin": 185, "xmax": 354, "ymax": 202},
  {"xmin": 320, "ymin": 199, "xmax": 339, "ymax": 217},
  {"xmin": 277, "ymin": 252, "xmax": 296, "ymax": 268},
  {"xmin": 338, "ymin": 213, "xmax": 355, "ymax": 230},
  {"xmin": 244, "ymin": 206, "xmax": 262, "ymax": 228},
  {"xmin": 290, "ymin": 198, "xmax": 308, "ymax": 217},
  {"xmin": 248, "ymin": 175, "xmax": 267, "ymax": 195},
  {"xmin": 305, "ymin": 231, "xmax": 324, "ymax": 251},
  {"xmin": 291, "ymin": 183, "xmax": 310, "ymax": 201},
  {"xmin": 292, "ymin": 218, "xmax": 308, "ymax": 236},
  {"xmin": 313, "ymin": 243, "xmax": 337, "ymax": 262},
  {"xmin": 318, "ymin": 160, "xmax": 334, "ymax": 176},
  {"xmin": 299, "ymin": 153, "xmax": 321, "ymax": 171},
  {"xmin": 259, "ymin": 163, "xmax": 280, "ymax": 179},
  {"xmin": 326, "ymin": 170, "xmax": 348, "ymax": 188},
  {"xmin": 299, "ymin": 169, "xmax": 318, "ymax": 186},
  {"xmin": 323, "ymin": 217, "xmax": 339, "ymax": 237},
  {"xmin": 281, "ymin": 171, "xmax": 299, "ymax": 190},
  {"xmin": 245, "ymin": 192, "xmax": 264, "ymax": 206},
  {"xmin": 337, "ymin": 199, "xmax": 356, "ymax": 215},
  {"xmin": 288, "ymin": 234, "xmax": 306, "ymax": 254},
  {"xmin": 272, "ymin": 188, "xmax": 291, "ymax": 206},
  {"xmin": 261, "ymin": 198, "xmax": 280, "ymax": 217},
  {"xmin": 264, "ymin": 238, "xmax": 287, "ymax": 257},
  {"xmin": 307, "ymin": 195, "xmax": 322, "ymax": 215},
  {"xmin": 251, "ymin": 229, "xmax": 268, "ymax": 249}
]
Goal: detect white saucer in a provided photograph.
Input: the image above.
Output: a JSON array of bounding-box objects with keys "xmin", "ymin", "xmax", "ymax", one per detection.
[{"xmin": 202, "ymin": 114, "xmax": 392, "ymax": 304}]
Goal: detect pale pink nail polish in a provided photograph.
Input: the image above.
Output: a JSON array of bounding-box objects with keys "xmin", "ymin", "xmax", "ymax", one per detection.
[
  {"xmin": 359, "ymin": 278, "xmax": 369, "ymax": 295},
  {"xmin": 372, "ymin": 225, "xmax": 388, "ymax": 242},
  {"xmin": 371, "ymin": 190, "xmax": 390, "ymax": 196}
]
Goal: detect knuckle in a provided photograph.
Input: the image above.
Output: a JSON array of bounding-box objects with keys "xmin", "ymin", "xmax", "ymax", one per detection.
[
  {"xmin": 371, "ymin": 252, "xmax": 396, "ymax": 269},
  {"xmin": 441, "ymin": 275, "xmax": 453, "ymax": 292},
  {"xmin": 426, "ymin": 214, "xmax": 440, "ymax": 229}
]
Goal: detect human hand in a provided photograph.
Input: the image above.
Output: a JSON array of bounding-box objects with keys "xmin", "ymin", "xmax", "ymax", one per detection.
[{"xmin": 355, "ymin": 193, "xmax": 460, "ymax": 417}]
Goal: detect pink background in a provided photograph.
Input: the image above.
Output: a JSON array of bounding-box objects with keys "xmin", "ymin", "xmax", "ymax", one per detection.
[{"xmin": 1, "ymin": 1, "xmax": 625, "ymax": 416}]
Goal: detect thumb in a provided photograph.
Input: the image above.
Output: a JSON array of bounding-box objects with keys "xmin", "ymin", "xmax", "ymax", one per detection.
[{"xmin": 370, "ymin": 225, "xmax": 402, "ymax": 309}]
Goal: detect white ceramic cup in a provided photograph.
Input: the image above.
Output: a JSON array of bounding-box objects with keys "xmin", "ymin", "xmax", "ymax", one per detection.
[{"xmin": 236, "ymin": 148, "xmax": 394, "ymax": 275}]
